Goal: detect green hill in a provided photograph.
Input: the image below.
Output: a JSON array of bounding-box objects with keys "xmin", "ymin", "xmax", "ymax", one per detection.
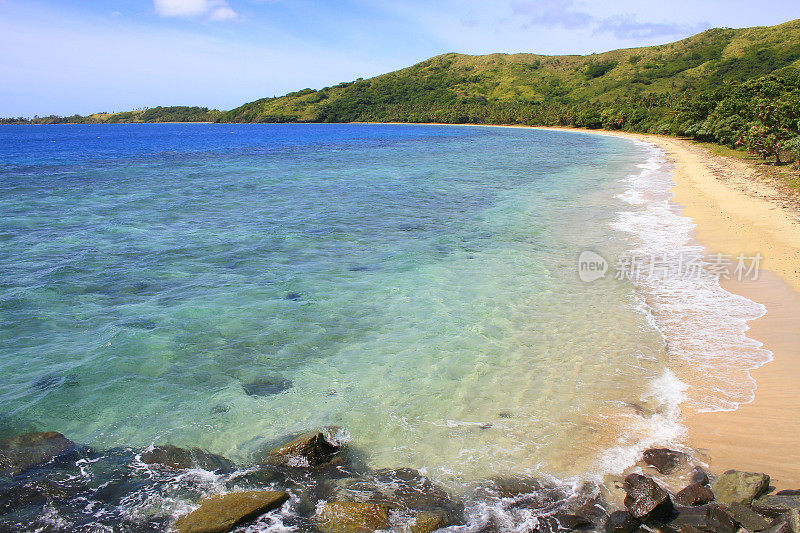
[
  {"xmin": 218, "ymin": 19, "xmax": 800, "ymax": 164},
  {"xmin": 0, "ymin": 106, "xmax": 221, "ymax": 125}
]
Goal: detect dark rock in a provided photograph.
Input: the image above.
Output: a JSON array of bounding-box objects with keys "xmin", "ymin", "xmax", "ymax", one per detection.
[
  {"xmin": 727, "ymin": 501, "xmax": 772, "ymax": 531},
  {"xmin": 140, "ymin": 445, "xmax": 234, "ymax": 472},
  {"xmin": 623, "ymin": 473, "xmax": 674, "ymax": 522},
  {"xmin": 314, "ymin": 501, "xmax": 391, "ymax": 533},
  {"xmin": 488, "ymin": 475, "xmax": 567, "ymax": 501},
  {"xmin": 786, "ymin": 509, "xmax": 800, "ymax": 533},
  {"xmin": 225, "ymin": 467, "xmax": 285, "ymax": 490},
  {"xmin": 0, "ymin": 477, "xmax": 84, "ymax": 512},
  {"xmin": 555, "ymin": 512, "xmax": 593, "ymax": 529},
  {"xmin": 257, "ymin": 427, "xmax": 344, "ymax": 467},
  {"xmin": 574, "ymin": 497, "xmax": 610, "ymax": 523},
  {"xmin": 762, "ymin": 518, "xmax": 792, "ymax": 533},
  {"xmin": 669, "ymin": 504, "xmax": 737, "ymax": 533},
  {"xmin": 122, "ymin": 319, "xmax": 158, "ymax": 330},
  {"xmin": 0, "ymin": 431, "xmax": 77, "ymax": 476},
  {"xmin": 674, "ymin": 483, "xmax": 715, "ymax": 506},
  {"xmin": 606, "ymin": 510, "xmax": 639, "ymax": 533},
  {"xmin": 752, "ymin": 494, "xmax": 800, "ymax": 516},
  {"xmin": 242, "ymin": 376, "xmax": 293, "ymax": 397},
  {"xmin": 210, "ymin": 404, "xmax": 230, "ymax": 414},
  {"xmin": 713, "ymin": 471, "xmax": 770, "ymax": 506},
  {"xmin": 32, "ymin": 374, "xmax": 62, "ymax": 390},
  {"xmin": 173, "ymin": 490, "xmax": 289, "ymax": 533},
  {"xmin": 284, "ymin": 292, "xmax": 301, "ymax": 301},
  {"xmin": 776, "ymin": 489, "xmax": 800, "ymax": 496},
  {"xmin": 642, "ymin": 448, "xmax": 687, "ymax": 475},
  {"xmin": 690, "ymin": 467, "xmax": 710, "ymax": 486},
  {"xmin": 327, "ymin": 467, "xmax": 462, "ymax": 524}
]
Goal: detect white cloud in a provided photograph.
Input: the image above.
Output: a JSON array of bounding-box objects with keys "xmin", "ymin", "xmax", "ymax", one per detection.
[{"xmin": 153, "ymin": 0, "xmax": 238, "ymax": 21}]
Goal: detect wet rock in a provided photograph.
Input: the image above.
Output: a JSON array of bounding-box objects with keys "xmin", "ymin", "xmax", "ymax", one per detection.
[
  {"xmin": 623, "ymin": 473, "xmax": 674, "ymax": 522},
  {"xmin": 642, "ymin": 448, "xmax": 688, "ymax": 475},
  {"xmin": 727, "ymin": 502, "xmax": 772, "ymax": 532},
  {"xmin": 256, "ymin": 427, "xmax": 345, "ymax": 468},
  {"xmin": 752, "ymin": 495, "xmax": 800, "ymax": 516},
  {"xmin": 0, "ymin": 477, "xmax": 84, "ymax": 512},
  {"xmin": 787, "ymin": 509, "xmax": 800, "ymax": 533},
  {"xmin": 606, "ymin": 510, "xmax": 639, "ymax": 533},
  {"xmin": 224, "ymin": 467, "xmax": 286, "ymax": 490},
  {"xmin": 554, "ymin": 512, "xmax": 593, "ymax": 530},
  {"xmin": 411, "ymin": 511, "xmax": 447, "ymax": 533},
  {"xmin": 674, "ymin": 483, "xmax": 715, "ymax": 506},
  {"xmin": 763, "ymin": 518, "xmax": 792, "ymax": 533},
  {"xmin": 242, "ymin": 376, "xmax": 293, "ymax": 397},
  {"xmin": 314, "ymin": 501, "xmax": 390, "ymax": 533},
  {"xmin": 669, "ymin": 504, "xmax": 737, "ymax": 533},
  {"xmin": 486, "ymin": 475, "xmax": 569, "ymax": 502},
  {"xmin": 713, "ymin": 471, "xmax": 770, "ymax": 506},
  {"xmin": 691, "ymin": 467, "xmax": 710, "ymax": 486},
  {"xmin": 573, "ymin": 496, "xmax": 610, "ymax": 524},
  {"xmin": 140, "ymin": 445, "xmax": 234, "ymax": 472},
  {"xmin": 0, "ymin": 431, "xmax": 77, "ymax": 476},
  {"xmin": 327, "ymin": 467, "xmax": 462, "ymax": 524},
  {"xmin": 173, "ymin": 490, "xmax": 289, "ymax": 533},
  {"xmin": 776, "ymin": 490, "xmax": 800, "ymax": 496}
]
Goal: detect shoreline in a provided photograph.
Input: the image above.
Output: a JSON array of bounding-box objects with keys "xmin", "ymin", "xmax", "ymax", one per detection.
[{"xmin": 533, "ymin": 126, "xmax": 800, "ymax": 488}]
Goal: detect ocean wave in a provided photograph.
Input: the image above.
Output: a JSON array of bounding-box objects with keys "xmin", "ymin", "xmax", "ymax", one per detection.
[{"xmin": 611, "ymin": 142, "xmax": 772, "ymax": 420}]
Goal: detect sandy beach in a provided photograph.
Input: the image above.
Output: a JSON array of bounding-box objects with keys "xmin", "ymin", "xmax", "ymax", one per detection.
[{"xmin": 536, "ymin": 126, "xmax": 800, "ymax": 488}]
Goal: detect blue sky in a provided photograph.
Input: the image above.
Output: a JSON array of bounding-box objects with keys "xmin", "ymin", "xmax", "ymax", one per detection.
[{"xmin": 1, "ymin": 0, "xmax": 799, "ymax": 117}]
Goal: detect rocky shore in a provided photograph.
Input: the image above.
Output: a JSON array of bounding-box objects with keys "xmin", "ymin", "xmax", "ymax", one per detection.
[{"xmin": 1, "ymin": 428, "xmax": 799, "ymax": 532}]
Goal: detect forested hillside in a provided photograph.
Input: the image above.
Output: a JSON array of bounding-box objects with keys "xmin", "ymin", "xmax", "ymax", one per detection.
[
  {"xmin": 0, "ymin": 106, "xmax": 221, "ymax": 125},
  {"xmin": 221, "ymin": 19, "xmax": 800, "ymax": 163}
]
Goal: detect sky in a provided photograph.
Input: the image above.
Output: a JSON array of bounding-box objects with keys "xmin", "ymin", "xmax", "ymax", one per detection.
[{"xmin": 1, "ymin": 0, "xmax": 799, "ymax": 117}]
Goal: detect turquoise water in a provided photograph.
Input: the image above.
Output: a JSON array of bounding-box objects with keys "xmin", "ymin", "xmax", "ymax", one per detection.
[{"xmin": 0, "ymin": 124, "xmax": 673, "ymax": 488}]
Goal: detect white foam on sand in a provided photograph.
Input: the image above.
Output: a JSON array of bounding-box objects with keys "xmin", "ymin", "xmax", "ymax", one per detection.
[{"xmin": 611, "ymin": 141, "xmax": 772, "ymax": 417}]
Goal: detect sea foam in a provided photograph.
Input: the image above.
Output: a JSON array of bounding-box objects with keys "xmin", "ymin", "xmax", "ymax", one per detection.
[{"xmin": 611, "ymin": 142, "xmax": 772, "ymax": 417}]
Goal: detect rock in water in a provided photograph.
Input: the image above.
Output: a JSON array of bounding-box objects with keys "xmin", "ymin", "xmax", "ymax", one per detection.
[
  {"xmin": 605, "ymin": 510, "xmax": 639, "ymax": 533},
  {"xmin": 140, "ymin": 445, "xmax": 234, "ymax": 472},
  {"xmin": 752, "ymin": 494, "xmax": 800, "ymax": 515},
  {"xmin": 763, "ymin": 518, "xmax": 793, "ymax": 533},
  {"xmin": 669, "ymin": 504, "xmax": 737, "ymax": 533},
  {"xmin": 690, "ymin": 467, "xmax": 710, "ymax": 486},
  {"xmin": 674, "ymin": 483, "xmax": 715, "ymax": 506},
  {"xmin": 257, "ymin": 427, "xmax": 344, "ymax": 467},
  {"xmin": 727, "ymin": 501, "xmax": 772, "ymax": 532},
  {"xmin": 712, "ymin": 470, "xmax": 770, "ymax": 505},
  {"xmin": 410, "ymin": 511, "xmax": 447, "ymax": 533},
  {"xmin": 0, "ymin": 431, "xmax": 76, "ymax": 476},
  {"xmin": 314, "ymin": 501, "xmax": 390, "ymax": 533},
  {"xmin": 641, "ymin": 448, "xmax": 687, "ymax": 474},
  {"xmin": 623, "ymin": 473, "xmax": 673, "ymax": 521},
  {"xmin": 327, "ymin": 467, "xmax": 462, "ymax": 524},
  {"xmin": 242, "ymin": 376, "xmax": 293, "ymax": 397},
  {"xmin": 173, "ymin": 491, "xmax": 289, "ymax": 533}
]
